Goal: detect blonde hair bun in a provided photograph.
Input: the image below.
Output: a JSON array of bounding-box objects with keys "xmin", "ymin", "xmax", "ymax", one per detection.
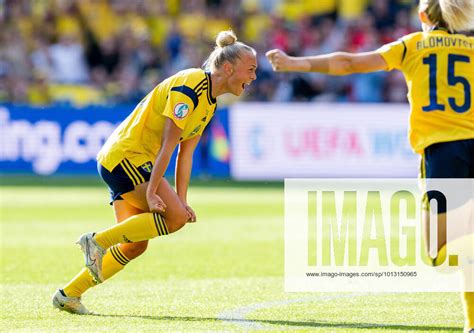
[{"xmin": 216, "ymin": 30, "xmax": 237, "ymax": 48}]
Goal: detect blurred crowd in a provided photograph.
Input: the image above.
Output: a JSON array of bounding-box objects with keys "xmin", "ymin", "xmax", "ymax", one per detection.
[{"xmin": 0, "ymin": 0, "xmax": 419, "ymax": 107}]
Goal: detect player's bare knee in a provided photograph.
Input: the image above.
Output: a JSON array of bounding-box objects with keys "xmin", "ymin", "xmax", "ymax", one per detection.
[
  {"xmin": 178, "ymin": 209, "xmax": 190, "ymax": 226},
  {"xmin": 166, "ymin": 213, "xmax": 188, "ymax": 233},
  {"xmin": 166, "ymin": 220, "xmax": 186, "ymax": 233},
  {"xmin": 121, "ymin": 241, "xmax": 148, "ymax": 259}
]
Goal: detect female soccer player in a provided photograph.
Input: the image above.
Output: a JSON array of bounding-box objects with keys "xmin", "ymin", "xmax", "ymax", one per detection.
[
  {"xmin": 267, "ymin": 0, "xmax": 473, "ymax": 330},
  {"xmin": 52, "ymin": 30, "xmax": 257, "ymax": 314}
]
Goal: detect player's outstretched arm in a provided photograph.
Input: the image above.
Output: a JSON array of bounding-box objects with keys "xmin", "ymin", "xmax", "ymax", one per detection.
[{"xmin": 266, "ymin": 49, "xmax": 388, "ymax": 75}]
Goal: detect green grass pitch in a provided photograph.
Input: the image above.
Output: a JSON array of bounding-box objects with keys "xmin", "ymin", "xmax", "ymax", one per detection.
[{"xmin": 0, "ymin": 180, "xmax": 464, "ymax": 331}]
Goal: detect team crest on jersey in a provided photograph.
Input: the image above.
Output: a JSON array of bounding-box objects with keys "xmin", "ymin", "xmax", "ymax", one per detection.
[
  {"xmin": 140, "ymin": 161, "xmax": 153, "ymax": 173},
  {"xmin": 173, "ymin": 103, "xmax": 189, "ymax": 119}
]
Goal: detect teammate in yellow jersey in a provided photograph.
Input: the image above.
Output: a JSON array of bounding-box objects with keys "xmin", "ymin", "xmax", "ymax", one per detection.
[
  {"xmin": 267, "ymin": 0, "xmax": 473, "ymax": 331},
  {"xmin": 52, "ymin": 30, "xmax": 257, "ymax": 314}
]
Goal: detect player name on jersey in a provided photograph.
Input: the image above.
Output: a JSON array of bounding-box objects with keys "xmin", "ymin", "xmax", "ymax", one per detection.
[{"xmin": 416, "ymin": 35, "xmax": 474, "ymax": 50}]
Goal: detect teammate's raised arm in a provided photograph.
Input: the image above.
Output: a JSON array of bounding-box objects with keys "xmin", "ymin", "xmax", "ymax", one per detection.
[{"xmin": 265, "ymin": 49, "xmax": 388, "ymax": 75}]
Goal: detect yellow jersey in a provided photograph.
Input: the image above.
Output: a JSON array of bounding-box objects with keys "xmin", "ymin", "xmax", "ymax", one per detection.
[
  {"xmin": 97, "ymin": 68, "xmax": 217, "ymax": 171},
  {"xmin": 378, "ymin": 28, "xmax": 474, "ymax": 154}
]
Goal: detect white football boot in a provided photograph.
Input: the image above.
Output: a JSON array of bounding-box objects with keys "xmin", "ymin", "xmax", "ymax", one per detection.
[
  {"xmin": 76, "ymin": 232, "xmax": 106, "ymax": 283},
  {"xmin": 52, "ymin": 289, "xmax": 91, "ymax": 315}
]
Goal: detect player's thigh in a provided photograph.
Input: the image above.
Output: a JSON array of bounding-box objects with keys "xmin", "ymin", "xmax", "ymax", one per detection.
[
  {"xmin": 422, "ymin": 210, "xmax": 447, "ymax": 254},
  {"xmin": 121, "ymin": 179, "xmax": 189, "ymax": 229},
  {"xmin": 113, "ymin": 199, "xmax": 145, "ymax": 223},
  {"xmin": 118, "ymin": 183, "xmax": 149, "ymax": 212}
]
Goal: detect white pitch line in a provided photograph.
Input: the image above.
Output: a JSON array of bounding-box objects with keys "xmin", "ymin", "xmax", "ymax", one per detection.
[
  {"xmin": 217, "ymin": 294, "xmax": 358, "ymax": 330},
  {"xmin": 217, "ymin": 293, "xmax": 435, "ymax": 331}
]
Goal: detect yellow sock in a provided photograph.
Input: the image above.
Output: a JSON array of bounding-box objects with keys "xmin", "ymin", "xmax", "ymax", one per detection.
[
  {"xmin": 62, "ymin": 268, "xmax": 95, "ymax": 297},
  {"xmin": 63, "ymin": 245, "xmax": 131, "ymax": 297},
  {"xmin": 94, "ymin": 212, "xmax": 168, "ymax": 249},
  {"xmin": 463, "ymin": 292, "xmax": 474, "ymax": 329}
]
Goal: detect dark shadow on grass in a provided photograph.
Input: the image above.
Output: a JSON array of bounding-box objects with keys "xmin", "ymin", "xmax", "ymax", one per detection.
[{"xmin": 91, "ymin": 314, "xmax": 460, "ymax": 331}]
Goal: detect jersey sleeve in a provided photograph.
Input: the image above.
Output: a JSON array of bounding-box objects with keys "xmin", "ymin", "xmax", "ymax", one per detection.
[
  {"xmin": 162, "ymin": 85, "xmax": 199, "ymax": 130},
  {"xmin": 376, "ymin": 39, "xmax": 407, "ymax": 71}
]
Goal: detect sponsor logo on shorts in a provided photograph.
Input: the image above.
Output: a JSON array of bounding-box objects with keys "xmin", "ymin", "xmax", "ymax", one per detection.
[{"xmin": 173, "ymin": 103, "xmax": 189, "ymax": 119}]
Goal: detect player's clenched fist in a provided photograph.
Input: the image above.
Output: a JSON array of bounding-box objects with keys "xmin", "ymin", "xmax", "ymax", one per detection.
[
  {"xmin": 185, "ymin": 205, "xmax": 196, "ymax": 222},
  {"xmin": 147, "ymin": 193, "xmax": 167, "ymax": 213},
  {"xmin": 265, "ymin": 49, "xmax": 291, "ymax": 72}
]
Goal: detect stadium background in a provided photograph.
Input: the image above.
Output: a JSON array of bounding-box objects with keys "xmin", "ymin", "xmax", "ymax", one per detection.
[{"xmin": 1, "ymin": 0, "xmax": 420, "ymax": 179}]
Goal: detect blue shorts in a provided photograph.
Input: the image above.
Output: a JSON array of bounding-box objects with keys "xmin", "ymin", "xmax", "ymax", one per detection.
[
  {"xmin": 421, "ymin": 138, "xmax": 474, "ymax": 213},
  {"xmin": 98, "ymin": 159, "xmax": 153, "ymax": 204}
]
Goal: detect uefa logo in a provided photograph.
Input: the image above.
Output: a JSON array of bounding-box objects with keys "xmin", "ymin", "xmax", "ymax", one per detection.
[{"xmin": 173, "ymin": 103, "xmax": 189, "ymax": 119}]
